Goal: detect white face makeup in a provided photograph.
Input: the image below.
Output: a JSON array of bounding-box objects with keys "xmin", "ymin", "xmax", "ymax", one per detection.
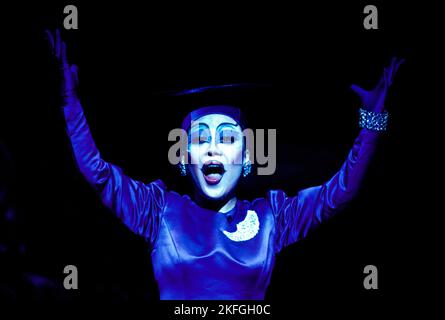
[{"xmin": 187, "ymin": 114, "xmax": 247, "ymax": 200}]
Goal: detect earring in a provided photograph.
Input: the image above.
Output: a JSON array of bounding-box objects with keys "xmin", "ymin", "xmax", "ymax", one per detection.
[
  {"xmin": 242, "ymin": 161, "xmax": 252, "ymax": 177},
  {"xmin": 179, "ymin": 163, "xmax": 187, "ymax": 176}
]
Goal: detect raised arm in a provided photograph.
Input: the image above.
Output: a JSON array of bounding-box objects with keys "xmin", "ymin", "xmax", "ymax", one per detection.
[
  {"xmin": 311, "ymin": 57, "xmax": 405, "ymax": 214},
  {"xmin": 273, "ymin": 57, "xmax": 404, "ymax": 252},
  {"xmin": 46, "ymin": 30, "xmax": 164, "ymax": 245}
]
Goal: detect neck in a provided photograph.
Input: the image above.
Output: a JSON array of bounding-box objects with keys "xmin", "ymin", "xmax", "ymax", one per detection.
[
  {"xmin": 193, "ymin": 190, "xmax": 237, "ymax": 213},
  {"xmin": 219, "ymin": 197, "xmax": 237, "ymax": 213}
]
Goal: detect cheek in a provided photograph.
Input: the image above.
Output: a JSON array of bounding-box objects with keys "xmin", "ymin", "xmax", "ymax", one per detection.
[
  {"xmin": 188, "ymin": 146, "xmax": 202, "ymax": 164},
  {"xmin": 221, "ymin": 144, "xmax": 243, "ymax": 164},
  {"xmin": 232, "ymin": 152, "xmax": 243, "ymax": 165}
]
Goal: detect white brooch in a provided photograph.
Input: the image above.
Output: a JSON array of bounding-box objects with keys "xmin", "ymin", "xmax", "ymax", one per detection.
[{"xmin": 222, "ymin": 210, "xmax": 260, "ymax": 242}]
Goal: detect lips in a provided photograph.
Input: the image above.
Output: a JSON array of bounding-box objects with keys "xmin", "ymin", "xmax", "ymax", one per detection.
[{"xmin": 201, "ymin": 160, "xmax": 226, "ymax": 185}]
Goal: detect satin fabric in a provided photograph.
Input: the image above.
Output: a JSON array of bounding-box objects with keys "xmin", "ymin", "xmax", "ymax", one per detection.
[{"xmin": 63, "ymin": 101, "xmax": 379, "ymax": 299}]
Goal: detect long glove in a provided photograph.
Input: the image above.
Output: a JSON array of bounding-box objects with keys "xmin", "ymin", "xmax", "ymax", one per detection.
[
  {"xmin": 351, "ymin": 57, "xmax": 405, "ymax": 113},
  {"xmin": 45, "ymin": 29, "xmax": 79, "ymax": 106}
]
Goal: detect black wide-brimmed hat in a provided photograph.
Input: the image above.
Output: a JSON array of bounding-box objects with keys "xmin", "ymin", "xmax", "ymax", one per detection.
[{"xmin": 150, "ymin": 82, "xmax": 275, "ymax": 131}]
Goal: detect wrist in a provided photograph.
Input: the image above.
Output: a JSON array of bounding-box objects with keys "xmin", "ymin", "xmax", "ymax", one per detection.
[{"xmin": 358, "ymin": 108, "xmax": 389, "ymax": 132}]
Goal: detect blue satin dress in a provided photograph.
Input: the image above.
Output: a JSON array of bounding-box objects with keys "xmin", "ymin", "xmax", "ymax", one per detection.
[{"xmin": 63, "ymin": 101, "xmax": 379, "ymax": 300}]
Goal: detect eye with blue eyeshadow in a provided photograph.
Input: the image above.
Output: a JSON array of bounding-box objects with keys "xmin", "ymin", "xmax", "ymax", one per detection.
[
  {"xmin": 188, "ymin": 122, "xmax": 240, "ymax": 146},
  {"xmin": 199, "ymin": 131, "xmax": 211, "ymax": 144},
  {"xmin": 219, "ymin": 129, "xmax": 240, "ymax": 144},
  {"xmin": 190, "ymin": 127, "xmax": 211, "ymax": 145}
]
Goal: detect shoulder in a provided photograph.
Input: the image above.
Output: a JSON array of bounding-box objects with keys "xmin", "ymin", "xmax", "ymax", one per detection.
[
  {"xmin": 148, "ymin": 179, "xmax": 195, "ymax": 207},
  {"xmin": 246, "ymin": 189, "xmax": 296, "ymax": 217},
  {"xmin": 266, "ymin": 189, "xmax": 292, "ymax": 214},
  {"xmin": 149, "ymin": 179, "xmax": 167, "ymax": 190}
]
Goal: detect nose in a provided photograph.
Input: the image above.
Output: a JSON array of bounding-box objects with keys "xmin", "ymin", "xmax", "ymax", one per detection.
[{"xmin": 207, "ymin": 138, "xmax": 222, "ymax": 157}]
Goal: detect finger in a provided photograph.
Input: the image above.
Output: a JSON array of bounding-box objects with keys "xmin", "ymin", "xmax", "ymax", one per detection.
[
  {"xmin": 45, "ymin": 30, "xmax": 55, "ymax": 52},
  {"xmin": 390, "ymin": 56, "xmax": 397, "ymax": 69},
  {"xmin": 383, "ymin": 58, "xmax": 394, "ymax": 81},
  {"xmin": 386, "ymin": 66, "xmax": 394, "ymax": 86},
  {"xmin": 61, "ymin": 41, "xmax": 68, "ymax": 68},
  {"xmin": 389, "ymin": 56, "xmax": 398, "ymax": 80},
  {"xmin": 394, "ymin": 58, "xmax": 405, "ymax": 74},
  {"xmin": 375, "ymin": 68, "xmax": 386, "ymax": 89},
  {"xmin": 383, "ymin": 68, "xmax": 389, "ymax": 88},
  {"xmin": 70, "ymin": 64, "xmax": 79, "ymax": 85},
  {"xmin": 350, "ymin": 84, "xmax": 366, "ymax": 97},
  {"xmin": 55, "ymin": 29, "xmax": 61, "ymax": 58},
  {"xmin": 387, "ymin": 57, "xmax": 404, "ymax": 86}
]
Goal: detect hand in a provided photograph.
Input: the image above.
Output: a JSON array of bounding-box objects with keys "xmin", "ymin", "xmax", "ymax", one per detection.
[
  {"xmin": 351, "ymin": 57, "xmax": 405, "ymax": 113},
  {"xmin": 45, "ymin": 29, "xmax": 79, "ymax": 103}
]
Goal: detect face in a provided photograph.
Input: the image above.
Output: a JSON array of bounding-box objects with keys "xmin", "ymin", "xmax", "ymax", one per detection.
[{"xmin": 186, "ymin": 114, "xmax": 247, "ymax": 201}]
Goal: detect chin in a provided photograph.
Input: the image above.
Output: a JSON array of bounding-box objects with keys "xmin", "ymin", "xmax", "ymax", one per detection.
[
  {"xmin": 191, "ymin": 165, "xmax": 241, "ymax": 202},
  {"xmin": 201, "ymin": 185, "xmax": 229, "ymax": 201}
]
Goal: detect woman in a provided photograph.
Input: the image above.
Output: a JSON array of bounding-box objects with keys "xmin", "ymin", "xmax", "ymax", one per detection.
[{"xmin": 46, "ymin": 29, "xmax": 403, "ymax": 300}]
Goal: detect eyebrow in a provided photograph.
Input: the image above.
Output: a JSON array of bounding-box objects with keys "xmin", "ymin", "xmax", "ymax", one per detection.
[
  {"xmin": 217, "ymin": 122, "xmax": 239, "ymax": 130},
  {"xmin": 189, "ymin": 123, "xmax": 209, "ymax": 132},
  {"xmin": 189, "ymin": 122, "xmax": 239, "ymax": 132}
]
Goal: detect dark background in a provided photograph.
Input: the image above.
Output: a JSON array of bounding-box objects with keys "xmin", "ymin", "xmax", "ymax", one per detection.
[{"xmin": 0, "ymin": 0, "xmax": 429, "ymax": 313}]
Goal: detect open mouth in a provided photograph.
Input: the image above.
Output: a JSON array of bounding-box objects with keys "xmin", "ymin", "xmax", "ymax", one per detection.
[{"xmin": 201, "ymin": 160, "xmax": 226, "ymax": 185}]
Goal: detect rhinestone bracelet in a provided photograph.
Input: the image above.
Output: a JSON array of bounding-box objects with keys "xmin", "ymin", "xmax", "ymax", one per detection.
[{"xmin": 359, "ymin": 108, "xmax": 389, "ymax": 132}]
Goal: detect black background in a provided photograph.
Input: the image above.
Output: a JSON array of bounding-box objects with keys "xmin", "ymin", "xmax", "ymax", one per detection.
[{"xmin": 0, "ymin": 0, "xmax": 431, "ymax": 314}]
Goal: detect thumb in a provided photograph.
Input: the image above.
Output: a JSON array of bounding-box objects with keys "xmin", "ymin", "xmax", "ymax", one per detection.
[
  {"xmin": 70, "ymin": 64, "xmax": 79, "ymax": 86},
  {"xmin": 350, "ymin": 84, "xmax": 366, "ymax": 98},
  {"xmin": 44, "ymin": 29, "xmax": 55, "ymax": 53}
]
